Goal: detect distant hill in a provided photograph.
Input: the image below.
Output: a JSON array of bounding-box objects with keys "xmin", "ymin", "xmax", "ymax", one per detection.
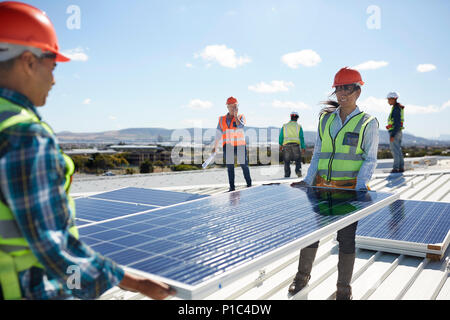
[{"xmin": 56, "ymin": 127, "xmax": 450, "ymax": 147}]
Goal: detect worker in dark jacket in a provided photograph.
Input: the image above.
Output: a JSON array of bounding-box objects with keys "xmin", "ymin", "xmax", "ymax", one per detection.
[{"xmin": 386, "ymin": 92, "xmax": 405, "ymax": 173}]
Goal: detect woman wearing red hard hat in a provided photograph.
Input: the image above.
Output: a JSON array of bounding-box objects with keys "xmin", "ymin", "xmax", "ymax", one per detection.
[
  {"xmin": 289, "ymin": 67, "xmax": 379, "ymax": 300},
  {"xmin": 0, "ymin": 1, "xmax": 174, "ymax": 300}
]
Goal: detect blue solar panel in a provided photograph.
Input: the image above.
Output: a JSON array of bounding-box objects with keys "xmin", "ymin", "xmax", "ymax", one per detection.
[
  {"xmin": 75, "ymin": 187, "xmax": 209, "ymax": 225},
  {"xmin": 357, "ymin": 200, "xmax": 450, "ymax": 245},
  {"xmin": 77, "ymin": 184, "xmax": 396, "ymax": 298},
  {"xmin": 89, "ymin": 187, "xmax": 209, "ymax": 206},
  {"xmin": 75, "ymin": 197, "xmax": 156, "ymax": 223}
]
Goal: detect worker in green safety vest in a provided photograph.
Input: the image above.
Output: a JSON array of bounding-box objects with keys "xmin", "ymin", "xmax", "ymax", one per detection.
[
  {"xmin": 279, "ymin": 111, "xmax": 306, "ymax": 178},
  {"xmin": 288, "ymin": 67, "xmax": 379, "ymax": 300},
  {"xmin": 0, "ymin": 2, "xmax": 174, "ymax": 300},
  {"xmin": 386, "ymin": 92, "xmax": 405, "ymax": 173}
]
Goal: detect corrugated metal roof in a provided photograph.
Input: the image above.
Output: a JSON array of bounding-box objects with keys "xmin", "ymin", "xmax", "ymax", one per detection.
[{"xmin": 72, "ymin": 157, "xmax": 450, "ymax": 300}]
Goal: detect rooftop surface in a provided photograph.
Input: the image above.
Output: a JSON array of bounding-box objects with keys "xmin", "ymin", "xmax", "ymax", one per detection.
[{"xmin": 71, "ymin": 156, "xmax": 450, "ymax": 300}]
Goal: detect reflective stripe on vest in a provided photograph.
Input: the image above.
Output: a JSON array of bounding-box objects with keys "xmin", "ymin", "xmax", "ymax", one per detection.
[
  {"xmin": 220, "ymin": 115, "xmax": 246, "ymax": 147},
  {"xmin": 317, "ymin": 111, "xmax": 374, "ymax": 181},
  {"xmin": 0, "ymin": 97, "xmax": 78, "ymax": 299},
  {"xmin": 386, "ymin": 105, "xmax": 404, "ymax": 131},
  {"xmin": 282, "ymin": 121, "xmax": 301, "ymax": 145}
]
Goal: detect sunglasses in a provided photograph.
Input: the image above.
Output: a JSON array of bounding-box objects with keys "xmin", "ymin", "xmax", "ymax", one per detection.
[
  {"xmin": 39, "ymin": 52, "xmax": 57, "ymax": 60},
  {"xmin": 334, "ymin": 84, "xmax": 360, "ymax": 93}
]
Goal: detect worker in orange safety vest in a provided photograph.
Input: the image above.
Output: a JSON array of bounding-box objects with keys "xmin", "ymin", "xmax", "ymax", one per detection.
[{"xmin": 212, "ymin": 97, "xmax": 252, "ymax": 192}]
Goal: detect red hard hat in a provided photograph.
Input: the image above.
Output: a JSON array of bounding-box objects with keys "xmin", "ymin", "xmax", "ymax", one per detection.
[
  {"xmin": 332, "ymin": 67, "xmax": 364, "ymax": 88},
  {"xmin": 0, "ymin": 1, "xmax": 70, "ymax": 62},
  {"xmin": 226, "ymin": 96, "xmax": 238, "ymax": 105}
]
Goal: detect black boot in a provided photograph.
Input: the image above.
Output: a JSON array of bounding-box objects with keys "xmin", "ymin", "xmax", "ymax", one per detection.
[
  {"xmin": 288, "ymin": 247, "xmax": 318, "ymax": 295},
  {"xmin": 336, "ymin": 252, "xmax": 356, "ymax": 300}
]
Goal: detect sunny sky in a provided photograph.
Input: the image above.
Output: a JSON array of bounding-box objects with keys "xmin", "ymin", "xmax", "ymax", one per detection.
[{"xmin": 20, "ymin": 0, "xmax": 450, "ymax": 139}]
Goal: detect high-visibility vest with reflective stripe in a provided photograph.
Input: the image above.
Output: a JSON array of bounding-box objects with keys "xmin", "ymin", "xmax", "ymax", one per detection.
[
  {"xmin": 282, "ymin": 121, "xmax": 301, "ymax": 145},
  {"xmin": 317, "ymin": 111, "xmax": 375, "ymax": 181},
  {"xmin": 386, "ymin": 104, "xmax": 404, "ymax": 131},
  {"xmin": 219, "ymin": 115, "xmax": 246, "ymax": 147},
  {"xmin": 0, "ymin": 97, "xmax": 78, "ymax": 300}
]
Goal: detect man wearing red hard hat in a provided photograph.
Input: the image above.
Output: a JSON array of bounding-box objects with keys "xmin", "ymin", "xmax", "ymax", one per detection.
[
  {"xmin": 212, "ymin": 96, "xmax": 252, "ymax": 192},
  {"xmin": 0, "ymin": 1, "xmax": 174, "ymax": 300}
]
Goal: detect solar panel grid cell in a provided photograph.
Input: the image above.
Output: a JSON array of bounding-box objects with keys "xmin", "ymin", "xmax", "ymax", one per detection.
[
  {"xmin": 90, "ymin": 187, "xmax": 208, "ymax": 206},
  {"xmin": 75, "ymin": 197, "xmax": 156, "ymax": 222},
  {"xmin": 357, "ymin": 200, "xmax": 450, "ymax": 245}
]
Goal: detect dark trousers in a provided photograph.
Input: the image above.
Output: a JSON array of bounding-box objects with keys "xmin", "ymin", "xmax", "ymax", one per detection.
[
  {"xmin": 283, "ymin": 143, "xmax": 302, "ymax": 177},
  {"xmin": 223, "ymin": 144, "xmax": 252, "ymax": 189},
  {"xmin": 306, "ymin": 222, "xmax": 358, "ymax": 254}
]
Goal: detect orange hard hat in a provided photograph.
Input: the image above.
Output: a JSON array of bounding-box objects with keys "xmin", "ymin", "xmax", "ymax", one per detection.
[
  {"xmin": 332, "ymin": 67, "xmax": 364, "ymax": 88},
  {"xmin": 0, "ymin": 1, "xmax": 70, "ymax": 62},
  {"xmin": 226, "ymin": 96, "xmax": 238, "ymax": 105}
]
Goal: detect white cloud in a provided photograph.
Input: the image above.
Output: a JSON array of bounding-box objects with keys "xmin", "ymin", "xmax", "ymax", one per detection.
[
  {"xmin": 417, "ymin": 64, "xmax": 436, "ymax": 72},
  {"xmin": 82, "ymin": 98, "xmax": 91, "ymax": 105},
  {"xmin": 185, "ymin": 63, "xmax": 193, "ymax": 68},
  {"xmin": 359, "ymin": 96, "xmax": 391, "ymax": 114},
  {"xmin": 248, "ymin": 80, "xmax": 294, "ymax": 93},
  {"xmin": 406, "ymin": 102, "xmax": 448, "ymax": 114},
  {"xmin": 353, "ymin": 60, "xmax": 389, "ymax": 70},
  {"xmin": 180, "ymin": 119, "xmax": 214, "ymax": 128},
  {"xmin": 61, "ymin": 47, "xmax": 89, "ymax": 62},
  {"xmin": 196, "ymin": 44, "xmax": 251, "ymax": 68},
  {"xmin": 186, "ymin": 99, "xmax": 213, "ymax": 110},
  {"xmin": 109, "ymin": 115, "xmax": 117, "ymax": 121},
  {"xmin": 272, "ymin": 100, "xmax": 311, "ymax": 110},
  {"xmin": 281, "ymin": 49, "xmax": 321, "ymax": 69},
  {"xmin": 360, "ymin": 96, "xmax": 450, "ymax": 115}
]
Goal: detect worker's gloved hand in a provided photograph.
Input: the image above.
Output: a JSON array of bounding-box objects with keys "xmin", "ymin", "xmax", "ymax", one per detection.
[
  {"xmin": 119, "ymin": 272, "xmax": 176, "ymax": 300},
  {"xmin": 291, "ymin": 180, "xmax": 308, "ymax": 188}
]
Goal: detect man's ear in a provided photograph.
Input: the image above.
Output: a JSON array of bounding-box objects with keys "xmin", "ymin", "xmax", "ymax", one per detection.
[
  {"xmin": 355, "ymin": 88, "xmax": 361, "ymax": 100},
  {"xmin": 17, "ymin": 51, "xmax": 38, "ymax": 77}
]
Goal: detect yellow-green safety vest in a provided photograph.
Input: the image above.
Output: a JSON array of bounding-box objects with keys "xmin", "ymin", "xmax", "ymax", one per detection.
[
  {"xmin": 282, "ymin": 121, "xmax": 301, "ymax": 145},
  {"xmin": 0, "ymin": 97, "xmax": 78, "ymax": 300},
  {"xmin": 317, "ymin": 111, "xmax": 375, "ymax": 181},
  {"xmin": 386, "ymin": 105, "xmax": 404, "ymax": 131}
]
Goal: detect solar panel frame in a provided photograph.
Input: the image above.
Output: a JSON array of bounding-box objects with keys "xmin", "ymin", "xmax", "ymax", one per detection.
[{"xmin": 87, "ymin": 185, "xmax": 398, "ymax": 300}]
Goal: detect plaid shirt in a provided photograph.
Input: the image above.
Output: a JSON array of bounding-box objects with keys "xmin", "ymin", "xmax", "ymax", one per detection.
[{"xmin": 0, "ymin": 88, "xmax": 124, "ymax": 299}]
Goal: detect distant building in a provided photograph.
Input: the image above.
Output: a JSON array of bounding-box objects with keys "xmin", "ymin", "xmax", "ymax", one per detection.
[
  {"xmin": 65, "ymin": 148, "xmax": 117, "ymax": 156},
  {"xmin": 109, "ymin": 145, "xmax": 168, "ymax": 165}
]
